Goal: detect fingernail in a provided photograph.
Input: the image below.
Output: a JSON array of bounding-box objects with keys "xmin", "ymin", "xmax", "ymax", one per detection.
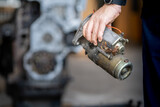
[{"xmin": 98, "ymin": 39, "xmax": 102, "ymax": 42}]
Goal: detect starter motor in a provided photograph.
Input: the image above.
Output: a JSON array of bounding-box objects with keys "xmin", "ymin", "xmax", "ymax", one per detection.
[{"xmin": 72, "ymin": 14, "xmax": 133, "ymax": 80}]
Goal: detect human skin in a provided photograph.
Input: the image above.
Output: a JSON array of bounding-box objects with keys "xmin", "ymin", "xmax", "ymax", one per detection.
[{"xmin": 83, "ymin": 4, "xmax": 121, "ymax": 45}]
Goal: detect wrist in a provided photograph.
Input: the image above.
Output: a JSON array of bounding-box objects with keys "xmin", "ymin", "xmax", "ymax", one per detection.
[
  {"xmin": 104, "ymin": 0, "xmax": 127, "ymax": 6},
  {"xmin": 103, "ymin": 4, "xmax": 121, "ymax": 13}
]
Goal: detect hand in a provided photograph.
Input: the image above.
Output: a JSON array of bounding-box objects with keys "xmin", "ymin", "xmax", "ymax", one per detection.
[{"xmin": 83, "ymin": 4, "xmax": 121, "ymax": 45}]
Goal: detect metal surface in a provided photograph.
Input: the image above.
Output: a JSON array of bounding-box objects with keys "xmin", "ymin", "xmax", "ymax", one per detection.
[
  {"xmin": 23, "ymin": 0, "xmax": 86, "ymax": 81},
  {"xmin": 0, "ymin": 0, "xmax": 86, "ymax": 104},
  {"xmin": 73, "ymin": 14, "xmax": 133, "ymax": 80}
]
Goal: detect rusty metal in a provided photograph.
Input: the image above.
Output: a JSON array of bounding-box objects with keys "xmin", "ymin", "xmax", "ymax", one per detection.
[{"xmin": 72, "ymin": 14, "xmax": 133, "ymax": 80}]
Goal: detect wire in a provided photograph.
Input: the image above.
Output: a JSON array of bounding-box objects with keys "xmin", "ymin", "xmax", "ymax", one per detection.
[
  {"xmin": 106, "ymin": 25, "xmax": 122, "ymax": 34},
  {"xmin": 93, "ymin": 9, "xmax": 95, "ymax": 13}
]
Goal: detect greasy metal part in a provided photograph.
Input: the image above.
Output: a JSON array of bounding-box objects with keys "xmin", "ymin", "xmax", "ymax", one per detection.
[
  {"xmin": 0, "ymin": 0, "xmax": 85, "ymax": 104},
  {"xmin": 96, "ymin": 54, "xmax": 132, "ymax": 80},
  {"xmin": 73, "ymin": 14, "xmax": 133, "ymax": 80},
  {"xmin": 28, "ymin": 51, "xmax": 56, "ymax": 74}
]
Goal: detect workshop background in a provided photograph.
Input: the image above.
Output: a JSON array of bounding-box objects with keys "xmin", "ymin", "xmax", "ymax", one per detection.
[{"xmin": 0, "ymin": 0, "xmax": 143, "ymax": 107}]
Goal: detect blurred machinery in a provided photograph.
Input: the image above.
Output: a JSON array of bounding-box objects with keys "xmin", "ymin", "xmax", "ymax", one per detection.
[{"xmin": 0, "ymin": 0, "xmax": 86, "ymax": 106}]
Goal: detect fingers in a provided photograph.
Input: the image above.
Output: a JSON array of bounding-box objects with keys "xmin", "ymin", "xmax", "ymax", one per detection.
[
  {"xmin": 83, "ymin": 17, "xmax": 106, "ymax": 45},
  {"xmin": 83, "ymin": 20, "xmax": 93, "ymax": 42},
  {"xmin": 91, "ymin": 21, "xmax": 99, "ymax": 45},
  {"xmin": 97, "ymin": 20, "xmax": 106, "ymax": 42},
  {"xmin": 83, "ymin": 22, "xmax": 87, "ymax": 38},
  {"xmin": 83, "ymin": 18, "xmax": 100, "ymax": 46}
]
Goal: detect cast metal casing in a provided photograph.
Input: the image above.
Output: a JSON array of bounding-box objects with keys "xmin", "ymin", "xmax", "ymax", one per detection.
[{"xmin": 72, "ymin": 14, "xmax": 133, "ymax": 80}]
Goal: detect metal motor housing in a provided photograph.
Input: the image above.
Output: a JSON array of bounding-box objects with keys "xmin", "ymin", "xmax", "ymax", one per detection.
[{"xmin": 72, "ymin": 14, "xmax": 133, "ymax": 80}]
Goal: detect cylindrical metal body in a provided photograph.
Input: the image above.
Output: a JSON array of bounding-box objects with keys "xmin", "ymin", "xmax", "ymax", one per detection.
[
  {"xmin": 94, "ymin": 53, "xmax": 132, "ymax": 80},
  {"xmin": 72, "ymin": 14, "xmax": 133, "ymax": 80},
  {"xmin": 80, "ymin": 37, "xmax": 132, "ymax": 80}
]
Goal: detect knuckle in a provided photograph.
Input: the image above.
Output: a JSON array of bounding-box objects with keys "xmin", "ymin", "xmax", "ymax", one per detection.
[
  {"xmin": 86, "ymin": 30, "xmax": 90, "ymax": 37},
  {"xmin": 91, "ymin": 17, "xmax": 97, "ymax": 22},
  {"xmin": 85, "ymin": 36, "xmax": 90, "ymax": 41},
  {"xmin": 92, "ymin": 31, "xmax": 96, "ymax": 36},
  {"xmin": 92, "ymin": 35, "xmax": 97, "ymax": 42},
  {"xmin": 85, "ymin": 27, "xmax": 89, "ymax": 34},
  {"xmin": 99, "ymin": 17, "xmax": 104, "ymax": 22},
  {"xmin": 98, "ymin": 32, "xmax": 103, "ymax": 38}
]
